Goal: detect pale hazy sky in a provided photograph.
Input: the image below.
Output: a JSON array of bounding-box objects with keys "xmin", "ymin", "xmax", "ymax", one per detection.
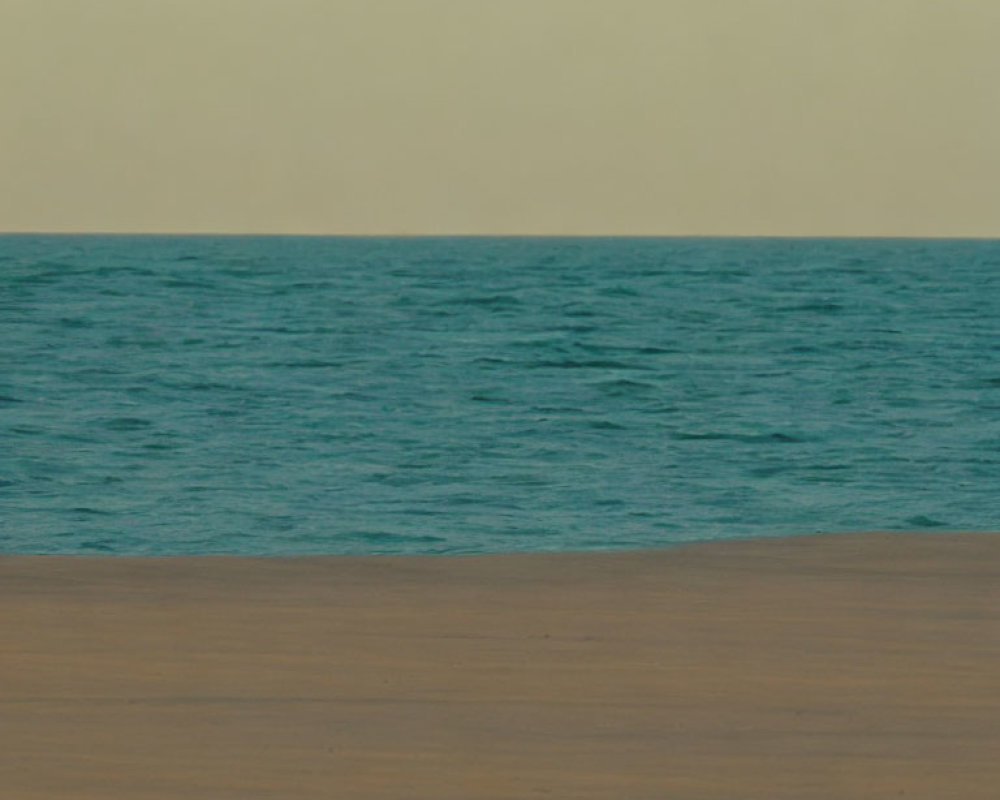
[{"xmin": 2, "ymin": 0, "xmax": 998, "ymax": 236}]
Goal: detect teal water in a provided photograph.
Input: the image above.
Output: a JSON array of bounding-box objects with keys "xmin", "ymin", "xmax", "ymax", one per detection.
[{"xmin": 2, "ymin": 235, "xmax": 998, "ymax": 554}]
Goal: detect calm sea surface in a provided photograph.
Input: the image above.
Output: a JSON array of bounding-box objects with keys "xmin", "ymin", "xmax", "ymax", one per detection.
[{"xmin": 2, "ymin": 235, "xmax": 998, "ymax": 555}]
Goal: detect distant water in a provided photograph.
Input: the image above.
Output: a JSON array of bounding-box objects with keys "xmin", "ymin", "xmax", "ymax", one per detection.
[{"xmin": 2, "ymin": 235, "xmax": 999, "ymax": 555}]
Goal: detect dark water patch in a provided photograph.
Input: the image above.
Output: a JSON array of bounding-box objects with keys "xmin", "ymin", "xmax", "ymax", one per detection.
[
  {"xmin": 492, "ymin": 526, "xmax": 559, "ymax": 539},
  {"xmin": 8, "ymin": 261, "xmax": 81, "ymax": 282},
  {"xmin": 92, "ymin": 265, "xmax": 158, "ymax": 278},
  {"xmin": 70, "ymin": 367, "xmax": 126, "ymax": 381},
  {"xmin": 158, "ymin": 278, "xmax": 219, "ymax": 290},
  {"xmin": 53, "ymin": 431, "xmax": 102, "ymax": 444},
  {"xmin": 747, "ymin": 463, "xmax": 792, "ymax": 478},
  {"xmin": 58, "ymin": 317, "xmax": 95, "ymax": 329},
  {"xmin": 492, "ymin": 472, "xmax": 552, "ymax": 488},
  {"xmin": 551, "ymin": 323, "xmax": 600, "ymax": 334},
  {"xmin": 593, "ymin": 498, "xmax": 626, "ymax": 507},
  {"xmin": 69, "ymin": 506, "xmax": 113, "ymax": 516},
  {"xmin": 904, "ymin": 515, "xmax": 950, "ymax": 528},
  {"xmin": 242, "ymin": 325, "xmax": 304, "ymax": 334},
  {"xmin": 105, "ymin": 335, "xmax": 168, "ymax": 350},
  {"xmin": 9, "ymin": 425, "xmax": 44, "ymax": 435},
  {"xmin": 79, "ymin": 539, "xmax": 117, "ymax": 552},
  {"xmin": 472, "ymin": 356, "xmax": 512, "ymax": 366},
  {"xmin": 593, "ymin": 379, "xmax": 657, "ymax": 395},
  {"xmin": 559, "ymin": 305, "xmax": 601, "ymax": 318},
  {"xmin": 359, "ymin": 532, "xmax": 448, "ymax": 544},
  {"xmin": 141, "ymin": 441, "xmax": 178, "ymax": 452},
  {"xmin": 588, "ymin": 420, "xmax": 627, "ymax": 430},
  {"xmin": 101, "ymin": 417, "xmax": 154, "ymax": 431},
  {"xmin": 158, "ymin": 378, "xmax": 241, "ymax": 392},
  {"xmin": 251, "ymin": 515, "xmax": 297, "ymax": 532},
  {"xmin": 510, "ymin": 337, "xmax": 571, "ymax": 350},
  {"xmin": 596, "ymin": 285, "xmax": 639, "ymax": 297},
  {"xmin": 778, "ymin": 302, "xmax": 845, "ymax": 314},
  {"xmin": 216, "ymin": 261, "xmax": 264, "ymax": 277}
]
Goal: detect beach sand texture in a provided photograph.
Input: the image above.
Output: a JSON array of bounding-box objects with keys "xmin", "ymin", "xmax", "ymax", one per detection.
[{"xmin": 2, "ymin": 532, "xmax": 997, "ymax": 799}]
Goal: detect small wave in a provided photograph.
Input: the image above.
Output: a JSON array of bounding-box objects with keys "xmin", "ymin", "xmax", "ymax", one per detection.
[
  {"xmin": 530, "ymin": 359, "xmax": 647, "ymax": 370},
  {"xmin": 54, "ymin": 431, "xmax": 101, "ymax": 444},
  {"xmin": 530, "ymin": 405, "xmax": 586, "ymax": 414},
  {"xmin": 218, "ymin": 264, "xmax": 271, "ymax": 278},
  {"xmin": 204, "ymin": 407, "xmax": 243, "ymax": 418},
  {"xmin": 560, "ymin": 306, "xmax": 600, "ymax": 318},
  {"xmin": 287, "ymin": 281, "xmax": 334, "ymax": 291},
  {"xmin": 10, "ymin": 261, "xmax": 81, "ymax": 284},
  {"xmin": 577, "ymin": 343, "xmax": 676, "ymax": 356},
  {"xmin": 105, "ymin": 335, "xmax": 167, "ymax": 350},
  {"xmin": 359, "ymin": 532, "xmax": 448, "ymax": 544},
  {"xmin": 443, "ymin": 294, "xmax": 521, "ymax": 308},
  {"xmin": 265, "ymin": 359, "xmax": 344, "ymax": 369},
  {"xmin": 10, "ymin": 425, "xmax": 44, "ymax": 436},
  {"xmin": 471, "ymin": 356, "xmax": 512, "ymax": 366},
  {"xmin": 778, "ymin": 302, "xmax": 845, "ymax": 314},
  {"xmin": 158, "ymin": 278, "xmax": 218, "ymax": 289},
  {"xmin": 672, "ymin": 431, "xmax": 805, "ymax": 444},
  {"xmin": 510, "ymin": 338, "xmax": 569, "ymax": 350},
  {"xmin": 494, "ymin": 473, "xmax": 552, "ymax": 487},
  {"xmin": 165, "ymin": 379, "xmax": 241, "ymax": 391},
  {"xmin": 470, "ymin": 393, "xmax": 510, "ymax": 404}
]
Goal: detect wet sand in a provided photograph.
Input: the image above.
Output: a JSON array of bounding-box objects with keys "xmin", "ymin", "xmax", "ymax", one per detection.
[{"xmin": 2, "ymin": 532, "xmax": 998, "ymax": 799}]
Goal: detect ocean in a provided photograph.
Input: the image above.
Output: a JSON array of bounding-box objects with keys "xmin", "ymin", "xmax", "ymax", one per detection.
[{"xmin": 2, "ymin": 235, "xmax": 998, "ymax": 555}]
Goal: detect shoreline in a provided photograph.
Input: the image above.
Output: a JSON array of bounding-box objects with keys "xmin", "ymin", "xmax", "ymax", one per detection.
[{"xmin": 3, "ymin": 531, "xmax": 998, "ymax": 798}]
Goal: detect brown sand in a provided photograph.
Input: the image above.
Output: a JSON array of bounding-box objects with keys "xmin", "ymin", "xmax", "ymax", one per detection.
[{"xmin": 1, "ymin": 532, "xmax": 997, "ymax": 799}]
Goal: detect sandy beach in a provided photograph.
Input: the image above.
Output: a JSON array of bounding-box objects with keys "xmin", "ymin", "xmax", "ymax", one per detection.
[{"xmin": 2, "ymin": 532, "xmax": 997, "ymax": 799}]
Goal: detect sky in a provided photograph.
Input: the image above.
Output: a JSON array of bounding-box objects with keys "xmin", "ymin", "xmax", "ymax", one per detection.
[{"xmin": 2, "ymin": 0, "xmax": 999, "ymax": 237}]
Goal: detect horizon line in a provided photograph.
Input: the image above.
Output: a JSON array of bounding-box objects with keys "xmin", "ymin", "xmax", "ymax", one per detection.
[{"xmin": 3, "ymin": 231, "xmax": 999, "ymax": 242}]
